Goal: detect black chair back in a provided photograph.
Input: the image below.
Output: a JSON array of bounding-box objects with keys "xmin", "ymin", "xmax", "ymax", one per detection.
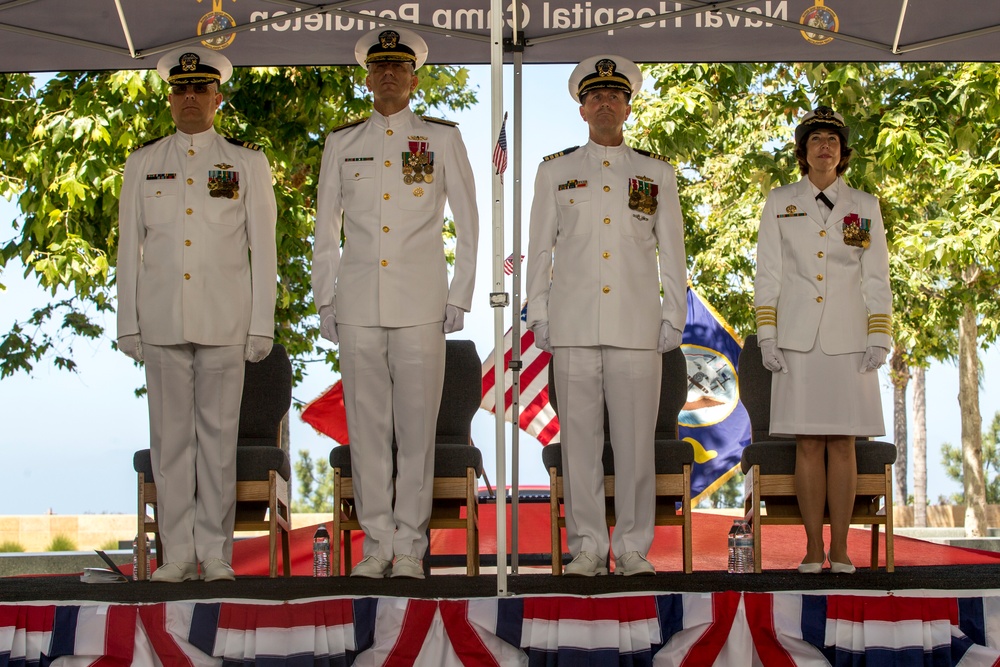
[
  {"xmin": 238, "ymin": 343, "xmax": 293, "ymax": 447},
  {"xmin": 436, "ymin": 339, "xmax": 481, "ymax": 445}
]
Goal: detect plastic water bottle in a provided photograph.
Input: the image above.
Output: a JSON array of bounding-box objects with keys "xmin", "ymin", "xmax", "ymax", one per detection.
[
  {"xmin": 313, "ymin": 524, "xmax": 331, "ymax": 577},
  {"xmin": 734, "ymin": 522, "xmax": 754, "ymax": 574},
  {"xmin": 132, "ymin": 535, "xmax": 139, "ymax": 580},
  {"xmin": 727, "ymin": 520, "xmax": 742, "ymax": 574},
  {"xmin": 131, "ymin": 534, "xmax": 150, "ymax": 581}
]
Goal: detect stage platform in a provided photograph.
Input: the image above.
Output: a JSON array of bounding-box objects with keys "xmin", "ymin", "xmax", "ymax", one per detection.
[{"xmin": 5, "ymin": 510, "xmax": 1000, "ymax": 665}]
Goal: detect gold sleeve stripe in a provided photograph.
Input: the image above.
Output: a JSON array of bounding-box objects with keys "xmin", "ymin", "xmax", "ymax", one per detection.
[
  {"xmin": 869, "ymin": 326, "xmax": 893, "ymax": 335},
  {"xmin": 755, "ymin": 306, "xmax": 777, "ymax": 326}
]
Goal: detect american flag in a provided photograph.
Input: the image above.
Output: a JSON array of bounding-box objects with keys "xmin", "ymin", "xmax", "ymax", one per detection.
[
  {"xmin": 481, "ymin": 302, "xmax": 559, "ymax": 446},
  {"xmin": 503, "ymin": 253, "xmax": 523, "ymax": 276},
  {"xmin": 492, "ymin": 112, "xmax": 508, "ymax": 183}
]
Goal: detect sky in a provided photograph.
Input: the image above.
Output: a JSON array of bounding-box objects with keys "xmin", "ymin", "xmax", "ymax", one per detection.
[{"xmin": 1, "ymin": 64, "xmax": 999, "ymax": 516}]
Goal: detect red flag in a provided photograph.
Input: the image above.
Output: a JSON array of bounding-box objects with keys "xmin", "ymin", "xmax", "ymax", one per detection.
[
  {"xmin": 301, "ymin": 381, "xmax": 351, "ymax": 444},
  {"xmin": 481, "ymin": 303, "xmax": 560, "ymax": 445}
]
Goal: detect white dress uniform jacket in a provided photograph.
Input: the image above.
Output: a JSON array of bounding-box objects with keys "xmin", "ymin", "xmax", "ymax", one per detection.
[
  {"xmin": 526, "ymin": 141, "xmax": 687, "ymax": 342},
  {"xmin": 754, "ymin": 176, "xmax": 892, "ymax": 353},
  {"xmin": 313, "ymin": 107, "xmax": 478, "ymax": 324},
  {"xmin": 117, "ymin": 127, "xmax": 277, "ymax": 344}
]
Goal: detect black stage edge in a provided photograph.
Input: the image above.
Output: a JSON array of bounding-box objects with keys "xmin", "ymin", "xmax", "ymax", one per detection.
[{"xmin": 6, "ymin": 566, "xmax": 1000, "ymax": 603}]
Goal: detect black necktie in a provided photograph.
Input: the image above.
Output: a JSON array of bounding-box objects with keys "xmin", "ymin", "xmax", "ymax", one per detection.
[{"xmin": 816, "ymin": 192, "xmax": 835, "ymax": 210}]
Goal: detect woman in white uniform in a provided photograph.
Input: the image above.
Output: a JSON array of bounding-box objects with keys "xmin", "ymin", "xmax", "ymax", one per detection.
[{"xmin": 753, "ymin": 106, "xmax": 892, "ymax": 574}]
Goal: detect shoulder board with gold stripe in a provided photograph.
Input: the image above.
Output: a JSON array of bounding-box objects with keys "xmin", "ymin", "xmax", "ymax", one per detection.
[
  {"xmin": 543, "ymin": 146, "xmax": 580, "ymax": 161},
  {"xmin": 225, "ymin": 137, "xmax": 262, "ymax": 151},
  {"xmin": 133, "ymin": 136, "xmax": 166, "ymax": 153},
  {"xmin": 633, "ymin": 147, "xmax": 670, "ymax": 163},
  {"xmin": 421, "ymin": 115, "xmax": 459, "ymax": 127},
  {"xmin": 332, "ymin": 117, "xmax": 369, "ymax": 133}
]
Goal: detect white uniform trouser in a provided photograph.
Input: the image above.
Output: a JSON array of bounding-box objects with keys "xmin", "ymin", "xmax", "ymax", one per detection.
[
  {"xmin": 338, "ymin": 323, "xmax": 446, "ymax": 561},
  {"xmin": 143, "ymin": 342, "xmax": 245, "ymax": 565},
  {"xmin": 552, "ymin": 346, "xmax": 661, "ymax": 560}
]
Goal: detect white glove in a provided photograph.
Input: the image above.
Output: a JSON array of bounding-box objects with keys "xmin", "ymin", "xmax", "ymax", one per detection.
[
  {"xmin": 657, "ymin": 321, "xmax": 683, "ymax": 353},
  {"xmin": 531, "ymin": 322, "xmax": 552, "ymax": 353},
  {"xmin": 319, "ymin": 304, "xmax": 338, "ymax": 344},
  {"xmin": 860, "ymin": 346, "xmax": 889, "ymax": 373},
  {"xmin": 118, "ymin": 334, "xmax": 143, "ymax": 362},
  {"xmin": 759, "ymin": 338, "xmax": 788, "ymax": 373},
  {"xmin": 245, "ymin": 335, "xmax": 273, "ymax": 363},
  {"xmin": 443, "ymin": 304, "xmax": 465, "ymax": 333}
]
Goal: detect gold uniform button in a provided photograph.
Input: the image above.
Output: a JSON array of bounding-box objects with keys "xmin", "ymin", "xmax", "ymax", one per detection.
[
  {"xmin": 603, "ymin": 160, "xmax": 610, "ymax": 167},
  {"xmin": 355, "ymin": 172, "xmax": 360, "ymax": 178},
  {"xmin": 381, "ymin": 259, "xmax": 388, "ymax": 267},
  {"xmin": 816, "ymin": 296, "xmax": 824, "ymax": 303},
  {"xmin": 569, "ymin": 198, "xmax": 575, "ymax": 204},
  {"xmin": 819, "ymin": 230, "xmax": 827, "ymax": 237},
  {"xmin": 603, "ymin": 217, "xmax": 611, "ymax": 225},
  {"xmin": 602, "ymin": 285, "xmax": 611, "ymax": 294},
  {"xmin": 187, "ymin": 149, "xmax": 195, "ymax": 156},
  {"xmin": 816, "ymin": 274, "xmax": 824, "ymax": 281},
  {"xmin": 817, "ymin": 251, "xmax": 824, "ymax": 258},
  {"xmin": 184, "ymin": 273, "xmax": 191, "ymax": 280},
  {"xmin": 186, "ymin": 178, "xmax": 193, "ymax": 185},
  {"xmin": 383, "ymin": 193, "xmax": 390, "ymax": 200},
  {"xmin": 384, "ymin": 160, "xmax": 391, "ymax": 167},
  {"xmin": 184, "ymin": 240, "xmax": 192, "ymax": 246},
  {"xmin": 386, "ymin": 129, "xmax": 394, "ymax": 136},
  {"xmin": 602, "ymin": 252, "xmax": 610, "ymax": 259},
  {"xmin": 603, "ymin": 185, "xmax": 611, "ymax": 192},
  {"xmin": 155, "ymin": 191, "xmax": 162, "ymax": 196},
  {"xmin": 186, "ymin": 208, "xmax": 193, "ymax": 215},
  {"xmin": 382, "ymin": 226, "xmax": 390, "ymax": 233}
]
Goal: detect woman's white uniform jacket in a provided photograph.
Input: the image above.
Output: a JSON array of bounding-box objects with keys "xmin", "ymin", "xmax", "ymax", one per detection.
[
  {"xmin": 754, "ymin": 176, "xmax": 892, "ymax": 354},
  {"xmin": 117, "ymin": 127, "xmax": 278, "ymax": 345},
  {"xmin": 526, "ymin": 141, "xmax": 687, "ymax": 348},
  {"xmin": 312, "ymin": 107, "xmax": 478, "ymax": 327}
]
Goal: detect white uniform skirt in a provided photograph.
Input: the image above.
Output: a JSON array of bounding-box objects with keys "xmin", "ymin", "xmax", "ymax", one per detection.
[{"xmin": 769, "ymin": 345, "xmax": 885, "ymax": 438}]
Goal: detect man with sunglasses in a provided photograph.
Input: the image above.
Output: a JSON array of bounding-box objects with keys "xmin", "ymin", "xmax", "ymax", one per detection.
[
  {"xmin": 313, "ymin": 27, "xmax": 478, "ymax": 579},
  {"xmin": 116, "ymin": 47, "xmax": 277, "ymax": 583}
]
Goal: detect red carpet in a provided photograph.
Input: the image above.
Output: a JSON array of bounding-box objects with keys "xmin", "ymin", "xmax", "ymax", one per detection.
[{"xmin": 228, "ymin": 503, "xmax": 1000, "ymax": 577}]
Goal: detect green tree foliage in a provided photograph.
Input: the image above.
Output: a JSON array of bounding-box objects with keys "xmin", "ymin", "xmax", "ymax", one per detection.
[
  {"xmin": 0, "ymin": 66, "xmax": 475, "ymax": 380},
  {"xmin": 293, "ymin": 449, "xmax": 335, "ymax": 513},
  {"xmin": 941, "ymin": 411, "xmax": 1000, "ymax": 505},
  {"xmin": 629, "ymin": 62, "xmax": 1000, "ymax": 355}
]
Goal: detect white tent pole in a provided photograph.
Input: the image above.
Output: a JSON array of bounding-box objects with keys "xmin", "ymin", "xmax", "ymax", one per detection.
[
  {"xmin": 510, "ymin": 13, "xmax": 524, "ymax": 575},
  {"xmin": 113, "ymin": 0, "xmax": 136, "ymax": 59},
  {"xmin": 490, "ymin": 0, "xmax": 508, "ymax": 597},
  {"xmin": 892, "ymin": 0, "xmax": 911, "ymax": 54}
]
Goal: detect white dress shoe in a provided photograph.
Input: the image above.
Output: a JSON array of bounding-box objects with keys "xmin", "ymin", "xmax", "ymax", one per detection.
[
  {"xmin": 798, "ymin": 552, "xmax": 826, "ymax": 574},
  {"xmin": 150, "ymin": 561, "xmax": 200, "ymax": 583},
  {"xmin": 563, "ymin": 551, "xmax": 608, "ymax": 577},
  {"xmin": 201, "ymin": 558, "xmax": 236, "ymax": 582},
  {"xmin": 350, "ymin": 555, "xmax": 392, "ymax": 579},
  {"xmin": 829, "ymin": 561, "xmax": 856, "ymax": 574},
  {"xmin": 616, "ymin": 551, "xmax": 655, "ymax": 576},
  {"xmin": 391, "ymin": 555, "xmax": 425, "ymax": 579}
]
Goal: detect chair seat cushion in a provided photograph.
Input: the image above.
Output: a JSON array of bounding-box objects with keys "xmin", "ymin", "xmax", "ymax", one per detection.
[
  {"xmin": 740, "ymin": 440, "xmax": 897, "ymax": 475},
  {"xmin": 330, "ymin": 443, "xmax": 484, "ymax": 479},
  {"xmin": 133, "ymin": 447, "xmax": 291, "ymax": 482},
  {"xmin": 542, "ymin": 440, "xmax": 695, "ymax": 476}
]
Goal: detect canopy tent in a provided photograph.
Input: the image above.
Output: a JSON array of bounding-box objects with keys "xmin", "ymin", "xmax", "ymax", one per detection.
[
  {"xmin": 2, "ymin": 0, "xmax": 1000, "ymax": 70},
  {"xmin": 3, "ymin": 0, "xmax": 1000, "ymax": 596}
]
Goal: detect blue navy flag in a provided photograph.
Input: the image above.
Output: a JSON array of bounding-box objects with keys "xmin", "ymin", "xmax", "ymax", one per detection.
[{"xmin": 679, "ymin": 286, "xmax": 752, "ymax": 503}]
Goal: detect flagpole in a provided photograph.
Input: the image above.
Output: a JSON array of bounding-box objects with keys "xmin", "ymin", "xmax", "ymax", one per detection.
[
  {"xmin": 489, "ymin": 0, "xmax": 508, "ymax": 597},
  {"xmin": 510, "ymin": 19, "xmax": 524, "ymax": 574}
]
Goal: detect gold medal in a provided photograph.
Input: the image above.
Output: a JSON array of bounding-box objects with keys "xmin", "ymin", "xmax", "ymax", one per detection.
[
  {"xmin": 424, "ymin": 164, "xmax": 434, "ymax": 175},
  {"xmin": 403, "ymin": 174, "xmax": 414, "ymax": 185},
  {"xmin": 423, "ymin": 173, "xmax": 434, "ymax": 184},
  {"xmin": 413, "ymin": 187, "xmax": 425, "ymax": 197},
  {"xmin": 414, "ymin": 172, "xmax": 425, "ymax": 183}
]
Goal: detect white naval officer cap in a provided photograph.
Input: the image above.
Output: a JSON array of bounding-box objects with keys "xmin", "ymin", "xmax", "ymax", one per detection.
[
  {"xmin": 355, "ymin": 27, "xmax": 429, "ymax": 70},
  {"xmin": 156, "ymin": 46, "xmax": 232, "ymax": 86},
  {"xmin": 568, "ymin": 54, "xmax": 643, "ymax": 103},
  {"xmin": 795, "ymin": 105, "xmax": 850, "ymax": 146}
]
